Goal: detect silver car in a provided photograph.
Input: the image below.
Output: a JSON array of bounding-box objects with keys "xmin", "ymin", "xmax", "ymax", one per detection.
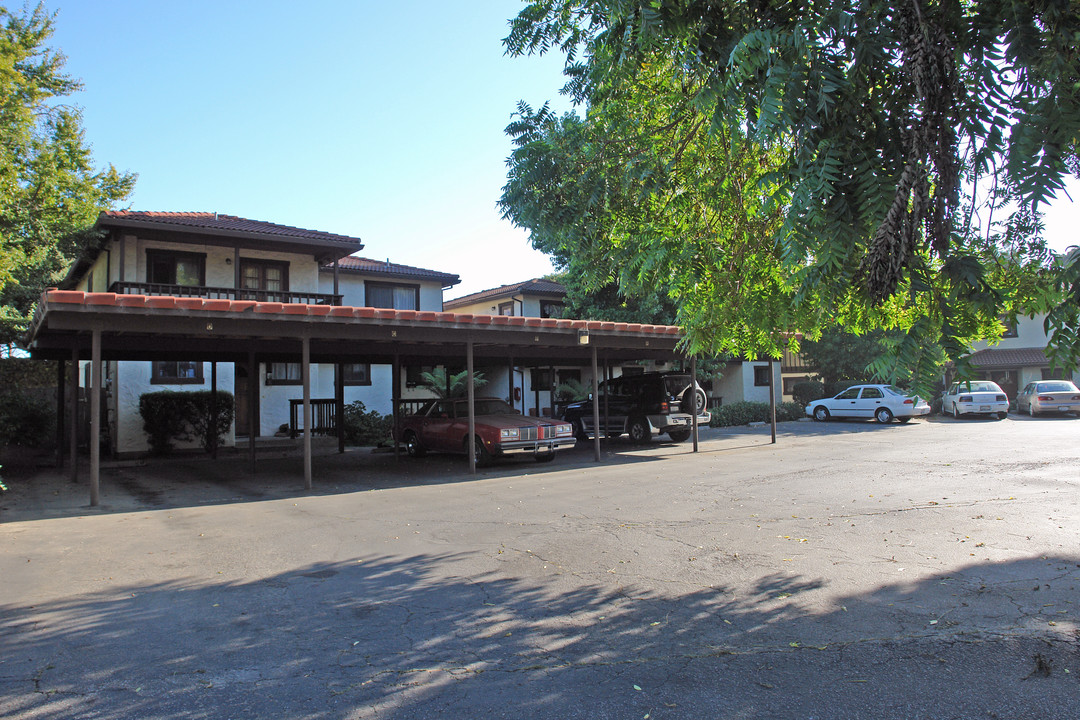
[
  {"xmin": 1016, "ymin": 380, "xmax": 1080, "ymax": 417},
  {"xmin": 942, "ymin": 380, "xmax": 1009, "ymax": 420}
]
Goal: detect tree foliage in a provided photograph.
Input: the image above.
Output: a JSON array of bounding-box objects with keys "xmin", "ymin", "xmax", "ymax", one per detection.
[
  {"xmin": 501, "ymin": 0, "xmax": 1080, "ymax": 392},
  {"xmin": 0, "ymin": 4, "xmax": 136, "ymax": 345},
  {"xmin": 418, "ymin": 367, "xmax": 488, "ymax": 399}
]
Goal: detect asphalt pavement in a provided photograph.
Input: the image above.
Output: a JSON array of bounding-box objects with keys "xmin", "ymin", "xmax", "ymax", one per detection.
[{"xmin": 2, "ymin": 414, "xmax": 1079, "ymax": 719}]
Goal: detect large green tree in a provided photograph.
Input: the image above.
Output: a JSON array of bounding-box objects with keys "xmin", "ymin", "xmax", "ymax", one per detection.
[
  {"xmin": 0, "ymin": 3, "xmax": 135, "ymax": 347},
  {"xmin": 500, "ymin": 0, "xmax": 1080, "ymax": 388}
]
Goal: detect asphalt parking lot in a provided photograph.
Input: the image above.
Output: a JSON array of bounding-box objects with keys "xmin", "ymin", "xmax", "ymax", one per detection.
[{"xmin": 2, "ymin": 413, "xmax": 1079, "ymax": 719}]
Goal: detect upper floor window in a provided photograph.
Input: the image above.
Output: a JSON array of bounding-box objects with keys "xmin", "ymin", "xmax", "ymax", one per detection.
[
  {"xmin": 753, "ymin": 366, "xmax": 771, "ymax": 386},
  {"xmin": 241, "ymin": 259, "xmax": 288, "ymax": 293},
  {"xmin": 151, "ymin": 361, "xmax": 204, "ymax": 384},
  {"xmin": 498, "ymin": 301, "xmax": 515, "ymax": 316},
  {"xmin": 366, "ymin": 282, "xmax": 419, "ymax": 310},
  {"xmin": 147, "ymin": 251, "xmax": 205, "ymax": 286},
  {"xmin": 540, "ymin": 300, "xmax": 564, "ymax": 319},
  {"xmin": 1001, "ymin": 317, "xmax": 1018, "ymax": 338}
]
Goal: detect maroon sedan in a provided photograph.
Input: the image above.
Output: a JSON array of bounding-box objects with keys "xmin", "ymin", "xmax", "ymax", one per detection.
[{"xmin": 395, "ymin": 398, "xmax": 576, "ymax": 465}]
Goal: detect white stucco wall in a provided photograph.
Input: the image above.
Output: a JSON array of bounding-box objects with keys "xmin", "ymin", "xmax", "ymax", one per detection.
[
  {"xmin": 970, "ymin": 314, "xmax": 1051, "ymax": 351},
  {"xmin": 319, "ymin": 271, "xmax": 445, "ymax": 311},
  {"xmin": 710, "ymin": 362, "xmax": 781, "ymax": 405}
]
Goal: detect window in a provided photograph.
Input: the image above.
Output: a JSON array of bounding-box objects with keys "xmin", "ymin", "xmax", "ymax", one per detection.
[
  {"xmin": 151, "ymin": 361, "xmax": 204, "ymax": 384},
  {"xmin": 531, "ymin": 369, "xmax": 553, "ymax": 389},
  {"xmin": 753, "ymin": 366, "xmax": 771, "ymax": 386},
  {"xmin": 540, "ymin": 301, "xmax": 565, "ymax": 319},
  {"xmin": 147, "ymin": 251, "xmax": 205, "ymax": 286},
  {"xmin": 343, "ymin": 363, "xmax": 371, "ymax": 386},
  {"xmin": 837, "ymin": 387, "xmax": 861, "ymax": 400},
  {"xmin": 406, "ymin": 364, "xmax": 434, "ymax": 388},
  {"xmin": 620, "ymin": 366, "xmax": 644, "ymax": 377},
  {"xmin": 1001, "ymin": 317, "xmax": 1018, "ymax": 338},
  {"xmin": 860, "ymin": 387, "xmax": 883, "ymax": 399},
  {"xmin": 1041, "ymin": 368, "xmax": 1067, "ymax": 380},
  {"xmin": 558, "ymin": 369, "xmax": 581, "ymax": 384},
  {"xmin": 782, "ymin": 377, "xmax": 803, "ymax": 395},
  {"xmin": 266, "ymin": 362, "xmax": 302, "ymax": 385},
  {"xmin": 498, "ymin": 301, "xmax": 515, "ymax": 316},
  {"xmin": 366, "ymin": 282, "xmax": 419, "ymax": 310},
  {"xmin": 240, "ymin": 259, "xmax": 288, "ymax": 297}
]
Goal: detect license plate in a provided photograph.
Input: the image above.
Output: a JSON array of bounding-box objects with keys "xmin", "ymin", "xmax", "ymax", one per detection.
[
  {"xmin": 979, "ymin": 405, "xmax": 990, "ymax": 411},
  {"xmin": 672, "ymin": 418, "xmax": 686, "ymax": 425},
  {"xmin": 1059, "ymin": 406, "xmax": 1070, "ymax": 412}
]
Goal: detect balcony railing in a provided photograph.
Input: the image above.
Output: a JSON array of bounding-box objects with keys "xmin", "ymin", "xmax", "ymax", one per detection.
[{"xmin": 109, "ymin": 281, "xmax": 342, "ymax": 306}]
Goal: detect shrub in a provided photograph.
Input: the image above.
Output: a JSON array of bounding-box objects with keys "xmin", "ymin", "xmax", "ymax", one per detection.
[
  {"xmin": 0, "ymin": 390, "xmax": 56, "ymax": 448},
  {"xmin": 709, "ymin": 401, "xmax": 804, "ymax": 427},
  {"xmin": 139, "ymin": 390, "xmax": 234, "ymax": 455},
  {"xmin": 790, "ymin": 380, "xmax": 825, "ymax": 408},
  {"xmin": 342, "ymin": 401, "xmax": 393, "ymax": 447}
]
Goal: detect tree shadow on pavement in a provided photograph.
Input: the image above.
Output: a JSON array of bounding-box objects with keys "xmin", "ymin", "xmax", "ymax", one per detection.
[{"xmin": 3, "ymin": 553, "xmax": 1078, "ymax": 719}]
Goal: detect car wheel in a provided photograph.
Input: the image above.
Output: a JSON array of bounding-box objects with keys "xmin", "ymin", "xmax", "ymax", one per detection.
[
  {"xmin": 466, "ymin": 435, "xmax": 491, "ymax": 467},
  {"xmin": 573, "ymin": 419, "xmax": 589, "ymax": 442},
  {"xmin": 667, "ymin": 428, "xmax": 692, "ymax": 443},
  {"xmin": 897, "ymin": 416, "xmax": 912, "ymax": 424},
  {"xmin": 628, "ymin": 417, "xmax": 651, "ymax": 444},
  {"xmin": 875, "ymin": 407, "xmax": 893, "ymax": 424},
  {"xmin": 995, "ymin": 412, "xmax": 1007, "ymax": 420},
  {"xmin": 534, "ymin": 452, "xmax": 555, "ymax": 463},
  {"xmin": 403, "ymin": 430, "xmax": 425, "ymax": 458},
  {"xmin": 952, "ymin": 404, "xmax": 961, "ymax": 420},
  {"xmin": 812, "ymin": 405, "xmax": 830, "ymax": 422},
  {"xmin": 1030, "ymin": 405, "xmax": 1038, "ymax": 417}
]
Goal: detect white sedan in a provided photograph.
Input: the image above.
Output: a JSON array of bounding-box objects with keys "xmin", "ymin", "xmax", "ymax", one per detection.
[
  {"xmin": 805, "ymin": 384, "xmax": 931, "ymax": 424},
  {"xmin": 942, "ymin": 380, "xmax": 1010, "ymax": 420}
]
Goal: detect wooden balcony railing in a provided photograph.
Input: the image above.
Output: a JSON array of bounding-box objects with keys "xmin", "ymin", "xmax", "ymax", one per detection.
[{"xmin": 109, "ymin": 281, "xmax": 342, "ymax": 306}]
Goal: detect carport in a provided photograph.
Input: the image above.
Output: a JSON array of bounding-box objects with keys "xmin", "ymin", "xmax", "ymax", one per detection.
[{"xmin": 25, "ymin": 289, "xmax": 709, "ymax": 506}]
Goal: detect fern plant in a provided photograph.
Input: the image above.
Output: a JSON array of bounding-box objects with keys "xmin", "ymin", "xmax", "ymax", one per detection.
[{"xmin": 418, "ymin": 367, "xmax": 487, "ymax": 399}]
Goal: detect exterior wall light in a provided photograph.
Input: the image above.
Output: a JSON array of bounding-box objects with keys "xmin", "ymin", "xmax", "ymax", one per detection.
[{"xmin": 578, "ymin": 329, "xmax": 590, "ymax": 345}]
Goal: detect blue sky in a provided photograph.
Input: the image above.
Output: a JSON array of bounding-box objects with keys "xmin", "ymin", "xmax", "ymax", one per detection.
[{"xmin": 49, "ymin": 1, "xmax": 1079, "ymax": 301}]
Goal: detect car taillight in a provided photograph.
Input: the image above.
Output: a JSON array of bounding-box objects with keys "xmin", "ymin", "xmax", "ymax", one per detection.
[
  {"xmin": 660, "ymin": 401, "xmax": 668, "ymax": 413},
  {"xmin": 1073, "ymin": 395, "xmax": 1080, "ymax": 401},
  {"xmin": 995, "ymin": 395, "xmax": 1007, "ymax": 401},
  {"xmin": 959, "ymin": 396, "xmax": 972, "ymax": 403},
  {"xmin": 1037, "ymin": 395, "xmax": 1054, "ymax": 401},
  {"xmin": 903, "ymin": 398, "xmax": 914, "ymax": 405}
]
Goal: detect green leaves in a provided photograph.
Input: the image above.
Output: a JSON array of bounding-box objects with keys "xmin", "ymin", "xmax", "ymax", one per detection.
[{"xmin": 0, "ymin": 4, "xmax": 135, "ymax": 345}]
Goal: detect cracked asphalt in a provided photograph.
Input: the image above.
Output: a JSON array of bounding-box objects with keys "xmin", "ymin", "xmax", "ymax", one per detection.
[{"xmin": 2, "ymin": 413, "xmax": 1079, "ymax": 719}]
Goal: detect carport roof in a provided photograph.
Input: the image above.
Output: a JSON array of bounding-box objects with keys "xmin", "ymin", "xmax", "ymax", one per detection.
[
  {"xmin": 24, "ymin": 290, "xmax": 686, "ymax": 365},
  {"xmin": 968, "ymin": 346, "xmax": 1050, "ymax": 368}
]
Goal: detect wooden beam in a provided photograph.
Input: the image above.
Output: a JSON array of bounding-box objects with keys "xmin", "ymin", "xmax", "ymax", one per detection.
[
  {"xmin": 591, "ymin": 346, "xmax": 600, "ymax": 462},
  {"xmin": 303, "ymin": 336, "xmax": 312, "ymax": 489},
  {"xmin": 467, "ymin": 340, "xmax": 475, "ymax": 474},
  {"xmin": 90, "ymin": 329, "xmax": 101, "ymax": 506},
  {"xmin": 691, "ymin": 355, "xmax": 699, "ymax": 453},
  {"xmin": 69, "ymin": 346, "xmax": 78, "ymax": 483}
]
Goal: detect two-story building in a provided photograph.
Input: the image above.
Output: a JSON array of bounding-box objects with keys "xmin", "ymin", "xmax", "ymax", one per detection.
[
  {"xmin": 62, "ymin": 211, "xmax": 459, "ymax": 456},
  {"xmin": 966, "ymin": 314, "xmax": 1080, "ymax": 400}
]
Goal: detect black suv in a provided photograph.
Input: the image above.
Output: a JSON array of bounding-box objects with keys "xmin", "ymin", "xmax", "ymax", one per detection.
[{"xmin": 561, "ymin": 372, "xmax": 710, "ymax": 444}]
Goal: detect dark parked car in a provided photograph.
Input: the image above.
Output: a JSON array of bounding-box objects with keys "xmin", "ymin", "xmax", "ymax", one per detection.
[
  {"xmin": 561, "ymin": 372, "xmax": 710, "ymax": 444},
  {"xmin": 395, "ymin": 397, "xmax": 576, "ymax": 465}
]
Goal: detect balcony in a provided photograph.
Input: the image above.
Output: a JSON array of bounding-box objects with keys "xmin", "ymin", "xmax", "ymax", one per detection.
[{"xmin": 109, "ymin": 281, "xmax": 343, "ymax": 306}]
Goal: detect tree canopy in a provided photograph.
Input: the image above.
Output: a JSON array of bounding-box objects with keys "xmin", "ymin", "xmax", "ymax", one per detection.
[
  {"xmin": 500, "ymin": 0, "xmax": 1080, "ymax": 389},
  {"xmin": 1, "ymin": 3, "xmax": 135, "ymax": 347}
]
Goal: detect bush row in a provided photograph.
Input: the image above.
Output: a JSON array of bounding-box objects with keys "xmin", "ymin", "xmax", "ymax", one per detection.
[
  {"xmin": 139, "ymin": 390, "xmax": 235, "ymax": 455},
  {"xmin": 342, "ymin": 401, "xmax": 394, "ymax": 447},
  {"xmin": 709, "ymin": 401, "xmax": 805, "ymax": 427}
]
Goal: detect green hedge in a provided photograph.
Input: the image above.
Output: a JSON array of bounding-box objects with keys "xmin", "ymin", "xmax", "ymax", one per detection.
[
  {"xmin": 709, "ymin": 401, "xmax": 805, "ymax": 427},
  {"xmin": 790, "ymin": 380, "xmax": 825, "ymax": 409},
  {"xmin": 342, "ymin": 401, "xmax": 393, "ymax": 447},
  {"xmin": 139, "ymin": 390, "xmax": 234, "ymax": 455}
]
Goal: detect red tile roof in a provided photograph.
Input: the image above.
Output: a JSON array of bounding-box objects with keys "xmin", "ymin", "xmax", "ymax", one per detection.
[
  {"xmin": 324, "ymin": 256, "xmax": 459, "ymax": 286},
  {"xmin": 444, "ymin": 278, "xmax": 566, "ymax": 310},
  {"xmin": 32, "ymin": 290, "xmax": 681, "ymax": 337},
  {"xmin": 98, "ymin": 211, "xmax": 363, "ymax": 248},
  {"xmin": 968, "ymin": 347, "xmax": 1050, "ymax": 368}
]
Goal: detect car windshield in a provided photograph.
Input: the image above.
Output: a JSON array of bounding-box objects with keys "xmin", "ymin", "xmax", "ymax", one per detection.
[
  {"xmin": 883, "ymin": 385, "xmax": 907, "ymax": 396},
  {"xmin": 455, "ymin": 399, "xmax": 515, "ymax": 416},
  {"xmin": 952, "ymin": 381, "xmax": 999, "ymax": 393},
  {"xmin": 1036, "ymin": 381, "xmax": 1076, "ymax": 393}
]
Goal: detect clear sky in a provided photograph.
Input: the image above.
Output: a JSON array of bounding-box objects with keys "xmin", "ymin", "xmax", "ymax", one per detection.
[{"xmin": 47, "ymin": 0, "xmax": 1079, "ymax": 302}]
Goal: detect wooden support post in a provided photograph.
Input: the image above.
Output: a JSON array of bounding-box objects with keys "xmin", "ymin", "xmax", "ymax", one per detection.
[
  {"xmin": 333, "ymin": 258, "xmax": 340, "ymax": 301},
  {"xmin": 210, "ymin": 362, "xmax": 218, "ymax": 460},
  {"xmin": 90, "ymin": 330, "xmax": 101, "ymax": 506},
  {"xmin": 508, "ymin": 355, "xmax": 514, "ymax": 410},
  {"xmin": 467, "ymin": 341, "xmax": 476, "ymax": 473},
  {"xmin": 336, "ymin": 362, "xmax": 345, "ymax": 453},
  {"xmin": 603, "ymin": 357, "xmax": 610, "ymax": 438},
  {"xmin": 69, "ymin": 346, "xmax": 78, "ymax": 483},
  {"xmin": 591, "ymin": 346, "xmax": 600, "ymax": 462},
  {"xmin": 769, "ymin": 358, "xmax": 777, "ymax": 444},
  {"xmin": 55, "ymin": 359, "xmax": 65, "ymax": 469},
  {"xmin": 691, "ymin": 355, "xmax": 699, "ymax": 453},
  {"xmin": 248, "ymin": 351, "xmax": 257, "ymax": 474},
  {"xmin": 302, "ymin": 336, "xmax": 312, "ymax": 489},
  {"xmin": 393, "ymin": 354, "xmax": 401, "ymax": 460},
  {"xmin": 234, "ymin": 247, "xmax": 240, "ymax": 290}
]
